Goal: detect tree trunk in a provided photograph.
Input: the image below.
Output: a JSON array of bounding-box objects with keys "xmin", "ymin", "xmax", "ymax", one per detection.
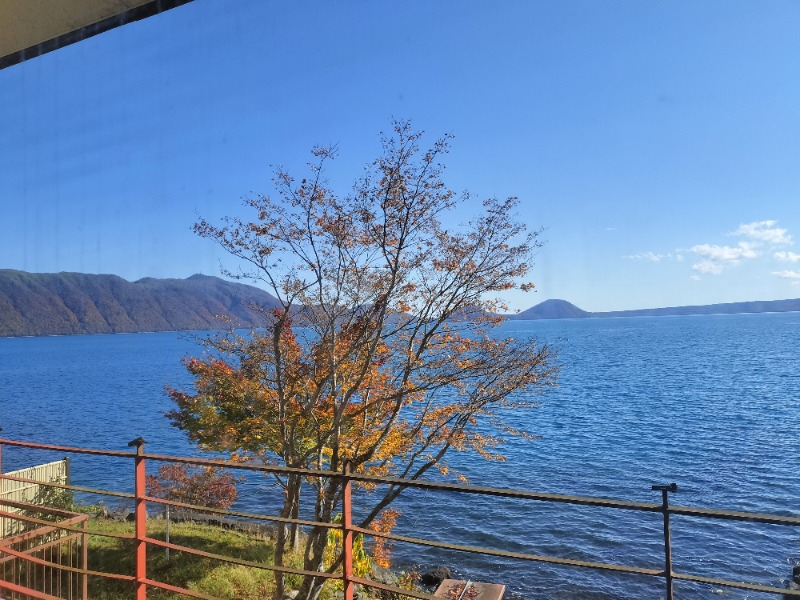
[
  {"xmin": 272, "ymin": 504, "xmax": 290, "ymax": 600},
  {"xmin": 289, "ymin": 493, "xmax": 301, "ymax": 552},
  {"xmin": 296, "ymin": 482, "xmax": 338, "ymax": 600},
  {"xmin": 274, "ymin": 474, "xmax": 304, "ymax": 600},
  {"xmin": 272, "ymin": 481, "xmax": 295, "ymax": 599},
  {"xmin": 295, "ymin": 525, "xmax": 330, "ymax": 600}
]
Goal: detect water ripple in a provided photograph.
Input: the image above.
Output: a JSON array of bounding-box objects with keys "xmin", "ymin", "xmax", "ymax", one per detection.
[{"xmin": 2, "ymin": 313, "xmax": 799, "ymax": 598}]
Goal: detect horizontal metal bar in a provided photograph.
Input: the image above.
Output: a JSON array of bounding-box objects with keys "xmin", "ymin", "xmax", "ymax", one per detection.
[
  {"xmin": 8, "ymin": 438, "xmax": 800, "ymax": 525},
  {"xmin": 0, "ymin": 482, "xmax": 37, "ymax": 494},
  {"xmin": 671, "ymin": 504, "xmax": 800, "ymax": 527},
  {"xmin": 0, "ymin": 514, "xmax": 87, "ymax": 544},
  {"xmin": 143, "ymin": 451, "xmax": 334, "ymax": 477},
  {"xmin": 63, "ymin": 522, "xmax": 135, "ymax": 541},
  {"xmin": 1, "ymin": 540, "xmax": 65, "ymax": 567},
  {"xmin": 0, "ymin": 438, "xmax": 134, "ymax": 458},
  {"xmin": 148, "ymin": 452, "xmax": 663, "ymax": 512},
  {"xmin": 0, "ymin": 532, "xmax": 82, "ymax": 558},
  {"xmin": 0, "ymin": 439, "xmax": 663, "ymax": 511},
  {"xmin": 349, "ymin": 473, "xmax": 663, "ymax": 511},
  {"xmin": 0, "ymin": 580, "xmax": 64, "ymax": 600},
  {"xmin": 675, "ymin": 571, "xmax": 800, "ymax": 596},
  {"xmin": 0, "ymin": 540, "xmax": 136, "ymax": 582},
  {"xmin": 81, "ymin": 567, "xmax": 138, "ymax": 582},
  {"xmin": 0, "ymin": 509, "xmax": 134, "ymax": 541},
  {"xmin": 0, "ymin": 508, "xmax": 81, "ymax": 532},
  {"xmin": 0, "ymin": 494, "xmax": 87, "ymax": 517},
  {"xmin": 0, "ymin": 539, "xmax": 133, "ymax": 582},
  {"xmin": 145, "ymin": 537, "xmax": 340, "ymax": 580},
  {"xmin": 351, "ymin": 575, "xmax": 441, "ymax": 600},
  {"xmin": 143, "ymin": 577, "xmax": 223, "ymax": 600},
  {"xmin": 0, "ymin": 473, "xmax": 134, "ymax": 500},
  {"xmin": 8, "ymin": 435, "xmax": 800, "ymax": 600},
  {"xmin": 349, "ymin": 524, "xmax": 661, "ymax": 577},
  {"xmin": 145, "ymin": 495, "xmax": 337, "ymax": 530}
]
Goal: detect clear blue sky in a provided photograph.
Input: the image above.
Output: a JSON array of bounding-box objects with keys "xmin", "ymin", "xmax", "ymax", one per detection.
[{"xmin": 2, "ymin": 1, "xmax": 799, "ymax": 312}]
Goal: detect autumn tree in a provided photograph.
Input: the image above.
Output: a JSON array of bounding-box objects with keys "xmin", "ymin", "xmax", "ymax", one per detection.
[
  {"xmin": 145, "ymin": 463, "xmax": 239, "ymax": 511},
  {"xmin": 167, "ymin": 122, "xmax": 556, "ymax": 600},
  {"xmin": 146, "ymin": 464, "xmax": 239, "ymax": 560}
]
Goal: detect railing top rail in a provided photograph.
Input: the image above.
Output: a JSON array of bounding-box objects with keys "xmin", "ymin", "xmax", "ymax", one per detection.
[
  {"xmin": 5, "ymin": 436, "xmax": 800, "ymax": 527},
  {"xmin": 147, "ymin": 453, "xmax": 664, "ymax": 511},
  {"xmin": 1, "ymin": 438, "xmax": 661, "ymax": 512},
  {"xmin": 0, "ymin": 437, "xmax": 135, "ymax": 458},
  {"xmin": 671, "ymin": 504, "xmax": 800, "ymax": 526}
]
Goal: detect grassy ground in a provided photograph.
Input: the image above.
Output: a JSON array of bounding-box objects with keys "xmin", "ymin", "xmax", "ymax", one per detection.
[
  {"xmin": 5, "ymin": 503, "xmax": 416, "ymax": 600},
  {"xmin": 85, "ymin": 517, "xmax": 313, "ymax": 600}
]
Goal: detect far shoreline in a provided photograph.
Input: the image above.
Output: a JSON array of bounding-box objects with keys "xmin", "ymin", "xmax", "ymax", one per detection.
[{"xmin": 2, "ymin": 309, "xmax": 799, "ymax": 339}]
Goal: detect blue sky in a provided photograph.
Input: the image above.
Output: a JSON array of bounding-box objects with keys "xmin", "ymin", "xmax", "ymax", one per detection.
[{"xmin": 2, "ymin": 1, "xmax": 799, "ymax": 312}]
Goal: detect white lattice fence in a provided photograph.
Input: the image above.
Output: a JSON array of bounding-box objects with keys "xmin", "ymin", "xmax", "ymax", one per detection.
[{"xmin": 0, "ymin": 459, "xmax": 70, "ymax": 537}]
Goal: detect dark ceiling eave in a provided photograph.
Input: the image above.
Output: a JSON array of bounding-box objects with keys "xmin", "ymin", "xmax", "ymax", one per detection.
[{"xmin": 0, "ymin": 0, "xmax": 195, "ymax": 71}]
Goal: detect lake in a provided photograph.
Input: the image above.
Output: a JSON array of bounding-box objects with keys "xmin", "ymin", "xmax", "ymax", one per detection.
[{"xmin": 1, "ymin": 313, "xmax": 799, "ymax": 599}]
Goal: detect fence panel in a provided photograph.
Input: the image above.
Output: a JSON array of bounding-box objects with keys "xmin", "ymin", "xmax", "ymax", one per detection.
[{"xmin": 1, "ymin": 459, "xmax": 70, "ymax": 538}]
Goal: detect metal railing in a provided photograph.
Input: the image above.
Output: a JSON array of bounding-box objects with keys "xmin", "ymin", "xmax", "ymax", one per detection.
[
  {"xmin": 1, "ymin": 436, "xmax": 799, "ymax": 600},
  {"xmin": 0, "ymin": 499, "xmax": 88, "ymax": 600}
]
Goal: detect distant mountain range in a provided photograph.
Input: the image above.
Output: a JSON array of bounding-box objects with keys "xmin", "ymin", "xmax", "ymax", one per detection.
[
  {"xmin": 509, "ymin": 299, "xmax": 592, "ymax": 320},
  {"xmin": 0, "ymin": 270, "xmax": 280, "ymax": 337},
  {"xmin": 505, "ymin": 297, "xmax": 800, "ymax": 320},
  {"xmin": 0, "ymin": 270, "xmax": 798, "ymax": 337}
]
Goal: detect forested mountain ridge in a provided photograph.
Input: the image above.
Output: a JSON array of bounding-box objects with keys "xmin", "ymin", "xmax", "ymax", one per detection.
[
  {"xmin": 0, "ymin": 270, "xmax": 280, "ymax": 337},
  {"xmin": 2, "ymin": 271, "xmax": 799, "ymax": 337}
]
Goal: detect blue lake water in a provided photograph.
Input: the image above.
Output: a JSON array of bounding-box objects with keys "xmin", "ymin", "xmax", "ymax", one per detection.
[{"xmin": 1, "ymin": 313, "xmax": 799, "ymax": 599}]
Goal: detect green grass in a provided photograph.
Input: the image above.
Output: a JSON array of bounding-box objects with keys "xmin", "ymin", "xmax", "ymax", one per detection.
[
  {"xmin": 6, "ymin": 509, "xmax": 415, "ymax": 600},
  {"xmin": 85, "ymin": 517, "xmax": 308, "ymax": 600}
]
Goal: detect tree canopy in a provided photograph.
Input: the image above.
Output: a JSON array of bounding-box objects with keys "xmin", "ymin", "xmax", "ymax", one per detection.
[{"xmin": 167, "ymin": 122, "xmax": 557, "ymax": 600}]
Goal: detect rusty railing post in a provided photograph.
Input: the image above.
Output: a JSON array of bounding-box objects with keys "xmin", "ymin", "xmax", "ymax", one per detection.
[
  {"xmin": 129, "ymin": 437, "xmax": 147, "ymax": 600},
  {"xmin": 652, "ymin": 483, "xmax": 678, "ymax": 600},
  {"xmin": 341, "ymin": 460, "xmax": 354, "ymax": 600}
]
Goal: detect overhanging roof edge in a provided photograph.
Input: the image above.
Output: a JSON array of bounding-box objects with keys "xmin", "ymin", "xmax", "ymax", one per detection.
[{"xmin": 0, "ymin": 0, "xmax": 195, "ymax": 71}]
